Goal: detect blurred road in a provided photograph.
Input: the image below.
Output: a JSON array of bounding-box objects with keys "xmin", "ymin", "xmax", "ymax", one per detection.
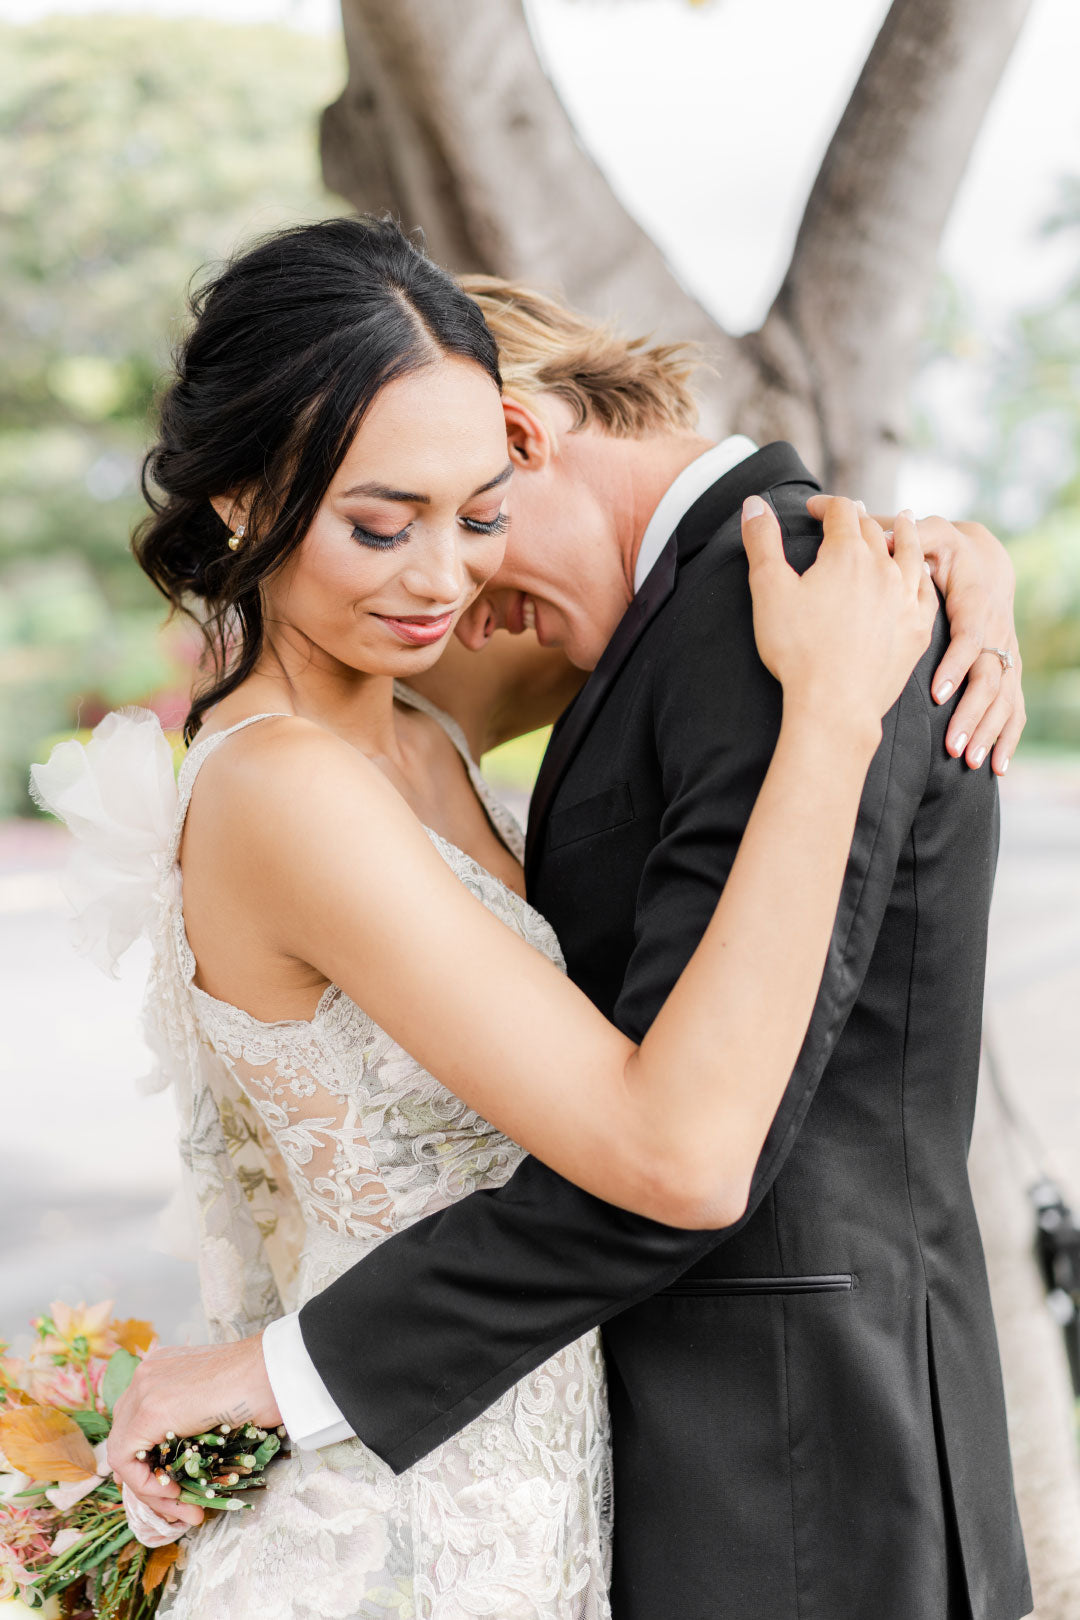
[{"xmin": 2, "ymin": 761, "xmax": 1077, "ymax": 1363}]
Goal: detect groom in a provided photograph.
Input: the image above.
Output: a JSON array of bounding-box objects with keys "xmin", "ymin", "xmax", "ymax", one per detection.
[
  {"xmin": 279, "ymin": 284, "xmax": 1030, "ymax": 1620},
  {"xmin": 119, "ymin": 285, "xmax": 1031, "ymax": 1618}
]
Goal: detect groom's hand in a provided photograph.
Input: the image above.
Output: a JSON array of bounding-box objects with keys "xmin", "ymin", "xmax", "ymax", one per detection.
[
  {"xmin": 807, "ymin": 497, "xmax": 1024, "ymax": 775},
  {"xmin": 107, "ymin": 1336, "xmax": 282, "ymax": 1526}
]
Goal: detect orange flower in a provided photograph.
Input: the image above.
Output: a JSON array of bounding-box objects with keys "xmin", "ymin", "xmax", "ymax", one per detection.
[
  {"xmin": 111, "ymin": 1319, "xmax": 155, "ymax": 1356},
  {"xmin": 34, "ymin": 1302, "xmax": 117, "ymax": 1361}
]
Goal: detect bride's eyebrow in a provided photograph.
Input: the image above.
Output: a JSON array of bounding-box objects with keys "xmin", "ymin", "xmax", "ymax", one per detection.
[{"xmin": 340, "ymin": 462, "xmax": 513, "ymax": 504}]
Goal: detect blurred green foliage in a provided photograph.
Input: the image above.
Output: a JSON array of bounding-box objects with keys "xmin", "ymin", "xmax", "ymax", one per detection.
[
  {"xmin": 980, "ymin": 186, "xmax": 1080, "ymax": 746},
  {"xmin": 1, "ymin": 14, "xmax": 341, "ymax": 813},
  {"xmin": 482, "ymin": 726, "xmax": 552, "ymax": 789},
  {"xmin": 920, "ymin": 183, "xmax": 1080, "ymax": 749}
]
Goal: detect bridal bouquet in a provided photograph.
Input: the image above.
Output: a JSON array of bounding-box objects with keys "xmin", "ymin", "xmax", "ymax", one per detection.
[{"xmin": 0, "ymin": 1302, "xmax": 285, "ymax": 1617}]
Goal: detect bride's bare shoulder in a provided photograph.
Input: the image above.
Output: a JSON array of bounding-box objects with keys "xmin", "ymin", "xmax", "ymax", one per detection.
[
  {"xmin": 187, "ymin": 715, "xmax": 405, "ymax": 847},
  {"xmin": 190, "ymin": 725, "xmax": 393, "ymax": 835}
]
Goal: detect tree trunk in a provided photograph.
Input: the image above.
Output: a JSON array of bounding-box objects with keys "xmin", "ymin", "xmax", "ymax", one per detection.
[
  {"xmin": 320, "ymin": 0, "xmax": 756, "ymax": 423},
  {"xmin": 764, "ymin": 0, "xmax": 1035, "ymax": 500},
  {"xmin": 324, "ymin": 0, "xmax": 1033, "ymax": 499},
  {"xmin": 322, "ymin": 0, "xmax": 1075, "ymax": 1600}
]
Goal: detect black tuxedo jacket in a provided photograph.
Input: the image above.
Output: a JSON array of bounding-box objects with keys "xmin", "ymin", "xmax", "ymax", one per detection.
[{"xmin": 300, "ymin": 444, "xmax": 1031, "ymax": 1620}]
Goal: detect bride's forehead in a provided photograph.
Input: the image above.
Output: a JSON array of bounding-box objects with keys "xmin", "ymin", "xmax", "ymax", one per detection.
[
  {"xmin": 363, "ymin": 361, "xmax": 500, "ymax": 436},
  {"xmin": 332, "ymin": 372, "xmax": 507, "ymax": 495}
]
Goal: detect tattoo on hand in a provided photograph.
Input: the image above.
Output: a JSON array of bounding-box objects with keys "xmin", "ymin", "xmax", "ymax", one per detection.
[{"xmin": 200, "ymin": 1399, "xmax": 253, "ymax": 1431}]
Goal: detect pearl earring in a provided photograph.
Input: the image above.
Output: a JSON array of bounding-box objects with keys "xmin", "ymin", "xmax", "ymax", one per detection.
[{"xmin": 228, "ymin": 523, "xmax": 245, "ymax": 552}]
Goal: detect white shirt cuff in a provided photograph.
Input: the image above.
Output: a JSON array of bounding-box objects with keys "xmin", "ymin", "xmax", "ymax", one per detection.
[{"xmin": 262, "ymin": 1312, "xmax": 356, "ymax": 1451}]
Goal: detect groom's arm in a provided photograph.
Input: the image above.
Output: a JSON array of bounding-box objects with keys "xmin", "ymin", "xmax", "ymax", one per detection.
[{"xmin": 293, "ymin": 505, "xmax": 936, "ymax": 1474}]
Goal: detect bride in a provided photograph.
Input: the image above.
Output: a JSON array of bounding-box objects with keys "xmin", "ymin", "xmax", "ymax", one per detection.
[{"xmin": 35, "ymin": 215, "xmax": 969, "ymax": 1617}]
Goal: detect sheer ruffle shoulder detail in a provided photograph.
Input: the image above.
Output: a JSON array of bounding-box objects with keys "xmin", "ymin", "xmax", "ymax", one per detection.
[
  {"xmin": 30, "ymin": 707, "xmax": 300, "ymax": 1343},
  {"xmin": 29, "ymin": 707, "xmax": 179, "ymax": 977}
]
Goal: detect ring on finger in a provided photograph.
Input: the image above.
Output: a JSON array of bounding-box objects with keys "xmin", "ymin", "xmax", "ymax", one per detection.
[{"xmin": 982, "ymin": 646, "xmax": 1015, "ymax": 674}]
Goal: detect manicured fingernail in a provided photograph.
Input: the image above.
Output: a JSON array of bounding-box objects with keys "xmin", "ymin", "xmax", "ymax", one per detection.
[
  {"xmin": 855, "ymin": 499, "xmax": 867, "ymax": 513},
  {"xmin": 743, "ymin": 495, "xmax": 765, "ymax": 518},
  {"xmin": 953, "ymin": 732, "xmax": 968, "ymax": 755},
  {"xmin": 972, "ymin": 745, "xmax": 986, "ymax": 767},
  {"xmin": 924, "ymin": 561, "xmax": 933, "ymax": 575},
  {"xmin": 899, "ymin": 508, "xmax": 915, "ymax": 522},
  {"xmin": 999, "ymin": 756, "xmax": 1009, "ymax": 773},
  {"xmin": 935, "ymin": 680, "xmax": 953, "ymax": 702}
]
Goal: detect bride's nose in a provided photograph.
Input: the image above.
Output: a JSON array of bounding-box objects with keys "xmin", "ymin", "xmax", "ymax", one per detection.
[{"xmin": 404, "ymin": 528, "xmax": 467, "ymax": 608}]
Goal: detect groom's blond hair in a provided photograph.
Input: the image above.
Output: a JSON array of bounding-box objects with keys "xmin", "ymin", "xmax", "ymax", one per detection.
[{"xmin": 459, "ymin": 275, "xmax": 700, "ymax": 437}]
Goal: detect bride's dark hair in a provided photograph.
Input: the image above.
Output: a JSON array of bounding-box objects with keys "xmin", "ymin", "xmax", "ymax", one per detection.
[{"xmin": 134, "ymin": 216, "xmax": 501, "ymax": 742}]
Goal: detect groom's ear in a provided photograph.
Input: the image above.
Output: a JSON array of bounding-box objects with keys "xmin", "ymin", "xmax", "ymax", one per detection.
[{"xmin": 502, "ymin": 394, "xmax": 553, "ymax": 473}]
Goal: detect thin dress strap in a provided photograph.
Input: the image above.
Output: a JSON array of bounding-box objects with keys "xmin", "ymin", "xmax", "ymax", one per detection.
[
  {"xmin": 392, "ymin": 682, "xmax": 525, "ymax": 863},
  {"xmin": 169, "ymin": 713, "xmax": 289, "ymax": 868}
]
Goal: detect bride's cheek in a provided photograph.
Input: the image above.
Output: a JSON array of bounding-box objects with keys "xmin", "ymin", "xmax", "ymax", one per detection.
[
  {"xmin": 474, "ymin": 533, "xmax": 507, "ymax": 589},
  {"xmin": 307, "ymin": 531, "xmax": 388, "ymax": 607}
]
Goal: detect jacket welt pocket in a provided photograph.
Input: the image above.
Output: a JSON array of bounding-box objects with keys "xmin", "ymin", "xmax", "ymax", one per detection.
[
  {"xmin": 548, "ymin": 782, "xmax": 635, "ymax": 850},
  {"xmin": 660, "ymin": 1273, "xmax": 856, "ymax": 1298}
]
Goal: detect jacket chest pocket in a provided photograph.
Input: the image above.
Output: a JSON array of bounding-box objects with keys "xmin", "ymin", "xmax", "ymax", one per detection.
[
  {"xmin": 548, "ymin": 782, "xmax": 635, "ymax": 850},
  {"xmin": 660, "ymin": 1274, "xmax": 856, "ymax": 1298}
]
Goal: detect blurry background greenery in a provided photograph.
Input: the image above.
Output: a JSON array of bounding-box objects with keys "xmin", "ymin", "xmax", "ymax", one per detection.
[
  {"xmin": 0, "ymin": 15, "xmax": 343, "ymax": 813},
  {"xmin": 2, "ymin": 12, "xmax": 1079, "ymax": 815}
]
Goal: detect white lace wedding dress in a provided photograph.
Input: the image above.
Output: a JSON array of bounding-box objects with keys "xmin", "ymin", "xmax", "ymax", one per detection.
[{"xmin": 31, "ymin": 687, "xmax": 612, "ymax": 1620}]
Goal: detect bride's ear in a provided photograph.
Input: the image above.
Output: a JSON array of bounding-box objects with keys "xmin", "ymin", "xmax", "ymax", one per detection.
[
  {"xmin": 209, "ymin": 493, "xmax": 250, "ymax": 533},
  {"xmin": 502, "ymin": 395, "xmax": 553, "ymax": 473}
]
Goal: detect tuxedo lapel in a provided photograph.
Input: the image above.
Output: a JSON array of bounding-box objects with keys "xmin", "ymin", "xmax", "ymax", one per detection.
[
  {"xmin": 523, "ymin": 441, "xmax": 819, "ymax": 887},
  {"xmin": 525, "ymin": 533, "xmax": 678, "ymax": 882}
]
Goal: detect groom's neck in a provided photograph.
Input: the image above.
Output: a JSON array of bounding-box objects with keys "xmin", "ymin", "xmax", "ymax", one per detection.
[{"xmin": 617, "ymin": 431, "xmax": 715, "ymax": 591}]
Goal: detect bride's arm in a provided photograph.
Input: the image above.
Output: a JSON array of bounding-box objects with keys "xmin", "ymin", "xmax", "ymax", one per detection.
[
  {"xmin": 807, "ymin": 497, "xmax": 1025, "ymax": 774},
  {"xmin": 412, "ymin": 506, "xmax": 1025, "ymax": 774},
  {"xmin": 223, "ymin": 499, "xmax": 936, "ymax": 1230}
]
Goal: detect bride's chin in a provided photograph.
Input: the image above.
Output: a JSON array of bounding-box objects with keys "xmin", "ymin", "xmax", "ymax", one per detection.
[{"xmin": 339, "ymin": 639, "xmax": 452, "ymax": 678}]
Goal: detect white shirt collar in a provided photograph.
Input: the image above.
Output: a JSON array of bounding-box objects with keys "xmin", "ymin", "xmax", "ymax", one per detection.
[{"xmin": 632, "ymin": 435, "xmax": 759, "ymax": 594}]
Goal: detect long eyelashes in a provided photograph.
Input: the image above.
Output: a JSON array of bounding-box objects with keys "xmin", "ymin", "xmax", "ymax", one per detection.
[
  {"xmin": 462, "ymin": 512, "xmax": 510, "ymax": 536},
  {"xmin": 351, "ymin": 512, "xmax": 508, "ymax": 551},
  {"xmin": 352, "ymin": 524, "xmax": 410, "ymax": 552}
]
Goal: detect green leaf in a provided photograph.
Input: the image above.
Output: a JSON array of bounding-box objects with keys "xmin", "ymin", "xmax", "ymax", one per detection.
[
  {"xmin": 252, "ymin": 1434, "xmax": 281, "ymax": 1468},
  {"xmin": 71, "ymin": 1408, "xmax": 110, "ymax": 1444},
  {"xmin": 101, "ymin": 1348, "xmax": 139, "ymax": 1414}
]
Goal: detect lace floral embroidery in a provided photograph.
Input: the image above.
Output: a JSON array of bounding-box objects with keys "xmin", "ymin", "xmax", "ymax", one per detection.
[
  {"xmin": 163, "ymin": 696, "xmax": 611, "ymax": 1620},
  {"xmin": 35, "ymin": 697, "xmax": 612, "ymax": 1619}
]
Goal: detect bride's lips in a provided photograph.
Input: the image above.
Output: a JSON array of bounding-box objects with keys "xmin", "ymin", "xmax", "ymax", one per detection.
[{"xmin": 374, "ymin": 611, "xmax": 455, "ymax": 647}]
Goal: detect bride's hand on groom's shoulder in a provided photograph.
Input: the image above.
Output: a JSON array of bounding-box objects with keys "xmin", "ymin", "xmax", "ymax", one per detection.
[
  {"xmin": 108, "ymin": 1337, "xmax": 282, "ymax": 1528},
  {"xmin": 807, "ymin": 495, "xmax": 1025, "ymax": 775},
  {"xmin": 743, "ymin": 494, "xmax": 938, "ymax": 745}
]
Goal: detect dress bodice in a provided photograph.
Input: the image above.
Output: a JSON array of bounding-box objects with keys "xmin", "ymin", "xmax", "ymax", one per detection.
[
  {"xmin": 32, "ymin": 694, "xmax": 612, "ymax": 1620},
  {"xmin": 170, "ymin": 687, "xmax": 565, "ymax": 1290}
]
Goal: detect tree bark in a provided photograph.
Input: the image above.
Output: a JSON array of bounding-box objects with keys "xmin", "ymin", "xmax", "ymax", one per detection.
[
  {"xmin": 324, "ymin": 0, "xmax": 1033, "ymax": 498},
  {"xmin": 320, "ymin": 0, "xmax": 756, "ymax": 425},
  {"xmin": 763, "ymin": 0, "xmax": 1035, "ymax": 501}
]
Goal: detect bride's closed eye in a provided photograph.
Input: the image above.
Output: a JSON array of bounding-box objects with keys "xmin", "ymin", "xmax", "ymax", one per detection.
[
  {"xmin": 462, "ymin": 511, "xmax": 510, "ymax": 536},
  {"xmin": 352, "ymin": 522, "xmax": 412, "ymax": 551},
  {"xmin": 351, "ymin": 511, "xmax": 509, "ymax": 552}
]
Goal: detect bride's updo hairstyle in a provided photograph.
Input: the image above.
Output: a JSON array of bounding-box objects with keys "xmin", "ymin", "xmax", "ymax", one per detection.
[{"xmin": 135, "ymin": 216, "xmax": 501, "ymax": 742}]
